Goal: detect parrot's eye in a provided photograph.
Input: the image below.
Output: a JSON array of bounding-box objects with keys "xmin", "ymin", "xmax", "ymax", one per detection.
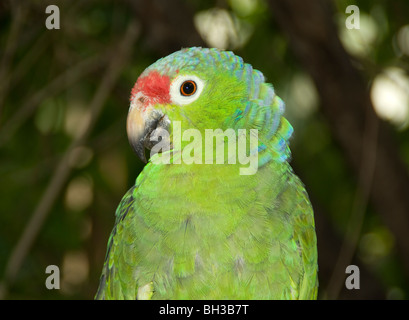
[
  {"xmin": 180, "ymin": 80, "xmax": 197, "ymax": 96},
  {"xmin": 170, "ymin": 74, "xmax": 205, "ymax": 106}
]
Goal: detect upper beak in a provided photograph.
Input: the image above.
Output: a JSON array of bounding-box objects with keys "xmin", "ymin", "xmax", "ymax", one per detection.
[{"xmin": 126, "ymin": 95, "xmax": 170, "ymax": 163}]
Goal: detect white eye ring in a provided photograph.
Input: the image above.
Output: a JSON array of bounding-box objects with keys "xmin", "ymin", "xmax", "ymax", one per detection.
[{"xmin": 169, "ymin": 74, "xmax": 205, "ymax": 106}]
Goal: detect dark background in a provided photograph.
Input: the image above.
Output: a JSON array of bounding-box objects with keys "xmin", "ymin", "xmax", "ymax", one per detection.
[{"xmin": 1, "ymin": 0, "xmax": 409, "ymax": 300}]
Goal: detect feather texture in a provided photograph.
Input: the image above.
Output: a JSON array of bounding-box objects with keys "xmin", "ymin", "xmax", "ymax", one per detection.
[{"xmin": 96, "ymin": 47, "xmax": 318, "ymax": 300}]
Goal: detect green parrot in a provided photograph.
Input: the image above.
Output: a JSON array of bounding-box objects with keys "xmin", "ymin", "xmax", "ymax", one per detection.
[{"xmin": 95, "ymin": 47, "xmax": 318, "ymax": 300}]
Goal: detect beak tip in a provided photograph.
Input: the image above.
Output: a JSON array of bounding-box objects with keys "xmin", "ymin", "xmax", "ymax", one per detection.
[
  {"xmin": 134, "ymin": 141, "xmax": 148, "ymax": 163},
  {"xmin": 140, "ymin": 154, "xmax": 148, "ymax": 164}
]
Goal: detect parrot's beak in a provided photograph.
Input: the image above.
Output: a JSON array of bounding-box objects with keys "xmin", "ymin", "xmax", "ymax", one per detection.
[{"xmin": 127, "ymin": 93, "xmax": 170, "ymax": 163}]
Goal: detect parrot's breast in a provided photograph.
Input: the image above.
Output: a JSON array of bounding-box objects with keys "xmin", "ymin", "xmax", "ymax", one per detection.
[{"xmin": 115, "ymin": 161, "xmax": 317, "ymax": 299}]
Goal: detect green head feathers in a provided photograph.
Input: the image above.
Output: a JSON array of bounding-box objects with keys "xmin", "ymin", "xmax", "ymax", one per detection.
[{"xmin": 127, "ymin": 47, "xmax": 293, "ymax": 164}]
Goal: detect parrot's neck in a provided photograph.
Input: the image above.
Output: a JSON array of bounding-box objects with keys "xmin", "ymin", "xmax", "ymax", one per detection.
[
  {"xmin": 137, "ymin": 155, "xmax": 289, "ymax": 214},
  {"xmin": 148, "ymin": 117, "xmax": 293, "ymax": 175}
]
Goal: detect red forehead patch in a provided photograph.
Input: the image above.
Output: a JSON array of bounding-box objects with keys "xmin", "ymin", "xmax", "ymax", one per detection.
[{"xmin": 130, "ymin": 71, "xmax": 171, "ymax": 106}]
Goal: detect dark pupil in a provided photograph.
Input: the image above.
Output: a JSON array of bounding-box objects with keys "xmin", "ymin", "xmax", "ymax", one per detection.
[{"xmin": 182, "ymin": 81, "xmax": 195, "ymax": 95}]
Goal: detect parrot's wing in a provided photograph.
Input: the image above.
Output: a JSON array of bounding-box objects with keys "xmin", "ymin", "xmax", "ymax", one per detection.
[
  {"xmin": 296, "ymin": 204, "xmax": 318, "ymax": 299},
  {"xmin": 291, "ymin": 179, "xmax": 318, "ymax": 300},
  {"xmin": 95, "ymin": 185, "xmax": 139, "ymax": 300},
  {"xmin": 274, "ymin": 170, "xmax": 318, "ymax": 300}
]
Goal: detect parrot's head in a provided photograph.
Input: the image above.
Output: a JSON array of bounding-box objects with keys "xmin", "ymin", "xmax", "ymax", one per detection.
[{"xmin": 127, "ymin": 47, "xmax": 291, "ymax": 163}]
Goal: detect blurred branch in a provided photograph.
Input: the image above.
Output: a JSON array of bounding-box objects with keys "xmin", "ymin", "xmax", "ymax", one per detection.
[
  {"xmin": 0, "ymin": 53, "xmax": 106, "ymax": 146},
  {"xmin": 123, "ymin": 0, "xmax": 204, "ymax": 55},
  {"xmin": 327, "ymin": 104, "xmax": 379, "ymax": 299},
  {"xmin": 309, "ymin": 190, "xmax": 385, "ymax": 299},
  {"xmin": 8, "ymin": 33, "xmax": 49, "ymax": 92},
  {"xmin": 0, "ymin": 1, "xmax": 28, "ymax": 119},
  {"xmin": 0, "ymin": 19, "xmax": 140, "ymax": 299},
  {"xmin": 268, "ymin": 0, "xmax": 409, "ymax": 297}
]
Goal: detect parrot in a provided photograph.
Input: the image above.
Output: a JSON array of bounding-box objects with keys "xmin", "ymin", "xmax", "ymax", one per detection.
[{"xmin": 95, "ymin": 47, "xmax": 318, "ymax": 300}]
